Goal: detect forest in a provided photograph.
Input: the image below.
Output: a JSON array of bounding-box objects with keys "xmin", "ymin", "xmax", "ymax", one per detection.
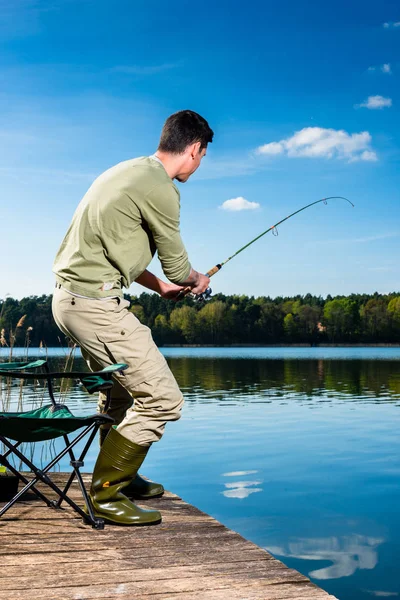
[{"xmin": 1, "ymin": 291, "xmax": 400, "ymax": 348}]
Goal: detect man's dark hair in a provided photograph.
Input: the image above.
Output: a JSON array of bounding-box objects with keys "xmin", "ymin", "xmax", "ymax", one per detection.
[{"xmin": 158, "ymin": 110, "xmax": 214, "ymax": 154}]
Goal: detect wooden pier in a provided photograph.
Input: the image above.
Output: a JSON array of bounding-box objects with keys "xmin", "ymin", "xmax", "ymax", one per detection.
[{"xmin": 0, "ymin": 473, "xmax": 338, "ymax": 600}]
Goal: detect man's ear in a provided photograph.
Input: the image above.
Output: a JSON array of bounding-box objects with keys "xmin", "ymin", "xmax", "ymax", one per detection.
[{"xmin": 190, "ymin": 141, "xmax": 202, "ymax": 158}]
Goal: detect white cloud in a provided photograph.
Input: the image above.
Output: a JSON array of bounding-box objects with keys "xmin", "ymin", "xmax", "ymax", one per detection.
[
  {"xmin": 368, "ymin": 63, "xmax": 392, "ymax": 74},
  {"xmin": 219, "ymin": 197, "xmax": 260, "ymax": 211},
  {"xmin": 360, "ymin": 151, "xmax": 378, "ymax": 162},
  {"xmin": 358, "ymin": 95, "xmax": 392, "ymax": 109},
  {"xmin": 383, "ymin": 22, "xmax": 400, "ymax": 29},
  {"xmin": 258, "ymin": 141, "xmax": 284, "ymax": 155},
  {"xmin": 256, "ymin": 127, "xmax": 377, "ymax": 162}
]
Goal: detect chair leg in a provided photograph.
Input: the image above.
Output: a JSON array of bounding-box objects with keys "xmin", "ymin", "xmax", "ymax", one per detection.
[
  {"xmin": 0, "ymin": 423, "xmax": 109, "ymax": 529},
  {"xmin": 52, "ymin": 429, "xmax": 104, "ymax": 529},
  {"xmin": 56, "ymin": 425, "xmax": 98, "ymax": 507},
  {"xmin": 1, "ymin": 425, "xmax": 105, "ymax": 528},
  {"xmin": 0, "ymin": 455, "xmax": 54, "ymax": 509},
  {"xmin": 0, "ymin": 439, "xmax": 56, "ymax": 510}
]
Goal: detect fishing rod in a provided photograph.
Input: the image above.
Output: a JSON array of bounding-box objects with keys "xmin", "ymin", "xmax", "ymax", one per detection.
[{"xmin": 181, "ymin": 196, "xmax": 354, "ymax": 302}]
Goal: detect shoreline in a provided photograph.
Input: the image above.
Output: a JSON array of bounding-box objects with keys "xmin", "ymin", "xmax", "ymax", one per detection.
[
  {"xmin": 1, "ymin": 343, "xmax": 400, "ymax": 351},
  {"xmin": 161, "ymin": 343, "xmax": 400, "ymax": 348}
]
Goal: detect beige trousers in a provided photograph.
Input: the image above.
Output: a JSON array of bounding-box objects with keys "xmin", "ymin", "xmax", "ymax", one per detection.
[{"xmin": 52, "ymin": 287, "xmax": 184, "ymax": 446}]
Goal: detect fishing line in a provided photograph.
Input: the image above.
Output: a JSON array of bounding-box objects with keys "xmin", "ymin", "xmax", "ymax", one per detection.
[{"xmin": 179, "ymin": 196, "xmax": 354, "ymax": 301}]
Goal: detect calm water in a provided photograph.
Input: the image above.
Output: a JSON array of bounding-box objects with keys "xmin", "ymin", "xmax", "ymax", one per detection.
[{"xmin": 1, "ymin": 347, "xmax": 400, "ymax": 600}]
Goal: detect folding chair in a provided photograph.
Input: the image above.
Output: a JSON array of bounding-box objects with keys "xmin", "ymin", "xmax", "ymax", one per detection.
[{"xmin": 0, "ymin": 359, "xmax": 128, "ymax": 529}]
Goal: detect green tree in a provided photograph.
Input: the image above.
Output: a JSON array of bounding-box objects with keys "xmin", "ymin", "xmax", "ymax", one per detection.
[
  {"xmin": 152, "ymin": 314, "xmax": 172, "ymax": 345},
  {"xmin": 323, "ymin": 298, "xmax": 358, "ymax": 342},
  {"xmin": 360, "ymin": 298, "xmax": 390, "ymax": 341},
  {"xmin": 297, "ymin": 304, "xmax": 321, "ymax": 342},
  {"xmin": 388, "ymin": 296, "xmax": 400, "ymax": 337},
  {"xmin": 283, "ymin": 313, "xmax": 297, "ymax": 340},
  {"xmin": 196, "ymin": 301, "xmax": 232, "ymax": 344},
  {"xmin": 256, "ymin": 301, "xmax": 283, "ymax": 343},
  {"xmin": 170, "ymin": 306, "xmax": 198, "ymax": 343},
  {"xmin": 129, "ymin": 304, "xmax": 146, "ymax": 323}
]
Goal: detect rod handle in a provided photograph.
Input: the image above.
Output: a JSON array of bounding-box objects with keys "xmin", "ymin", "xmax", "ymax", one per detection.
[
  {"xmin": 206, "ymin": 264, "xmax": 222, "ymax": 277},
  {"xmin": 175, "ymin": 265, "xmax": 221, "ymax": 301}
]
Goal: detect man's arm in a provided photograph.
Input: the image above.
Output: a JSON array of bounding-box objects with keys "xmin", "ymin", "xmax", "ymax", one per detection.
[
  {"xmin": 140, "ymin": 183, "xmax": 209, "ymax": 294},
  {"xmin": 135, "ymin": 269, "xmax": 209, "ymax": 299},
  {"xmin": 135, "ymin": 270, "xmax": 183, "ymax": 299}
]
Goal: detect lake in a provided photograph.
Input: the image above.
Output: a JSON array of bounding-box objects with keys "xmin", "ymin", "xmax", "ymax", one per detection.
[{"xmin": 1, "ymin": 347, "xmax": 400, "ymax": 600}]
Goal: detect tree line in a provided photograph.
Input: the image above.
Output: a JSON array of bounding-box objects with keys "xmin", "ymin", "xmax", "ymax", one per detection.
[
  {"xmin": 1, "ymin": 291, "xmax": 400, "ymax": 348},
  {"xmin": 166, "ymin": 356, "xmax": 400, "ymax": 400}
]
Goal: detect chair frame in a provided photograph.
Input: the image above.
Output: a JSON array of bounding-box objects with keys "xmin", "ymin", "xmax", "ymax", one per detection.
[{"xmin": 0, "ymin": 361, "xmax": 125, "ymax": 529}]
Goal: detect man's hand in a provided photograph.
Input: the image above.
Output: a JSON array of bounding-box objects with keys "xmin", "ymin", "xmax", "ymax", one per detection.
[
  {"xmin": 190, "ymin": 272, "xmax": 210, "ymax": 295},
  {"xmin": 178, "ymin": 269, "xmax": 210, "ymax": 296},
  {"xmin": 159, "ymin": 282, "xmax": 186, "ymax": 301},
  {"xmin": 135, "ymin": 268, "xmax": 210, "ymax": 302}
]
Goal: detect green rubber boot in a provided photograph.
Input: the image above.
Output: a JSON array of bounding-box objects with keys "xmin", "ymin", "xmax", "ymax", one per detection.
[
  {"xmin": 99, "ymin": 427, "xmax": 164, "ymax": 500},
  {"xmin": 89, "ymin": 427, "xmax": 161, "ymax": 526},
  {"xmin": 123, "ymin": 474, "xmax": 164, "ymax": 500}
]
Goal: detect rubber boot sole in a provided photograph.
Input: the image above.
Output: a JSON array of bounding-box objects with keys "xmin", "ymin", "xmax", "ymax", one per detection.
[
  {"xmin": 84, "ymin": 514, "xmax": 162, "ymax": 527},
  {"xmin": 83, "ymin": 505, "xmax": 162, "ymax": 527}
]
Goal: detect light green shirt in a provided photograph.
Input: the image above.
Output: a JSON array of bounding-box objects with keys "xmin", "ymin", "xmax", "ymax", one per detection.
[{"xmin": 53, "ymin": 157, "xmax": 191, "ymax": 298}]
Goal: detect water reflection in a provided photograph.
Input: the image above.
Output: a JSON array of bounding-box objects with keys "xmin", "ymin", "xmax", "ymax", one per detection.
[
  {"xmin": 1, "ymin": 349, "xmax": 400, "ymax": 600},
  {"xmin": 365, "ymin": 592, "xmax": 399, "ymax": 597},
  {"xmin": 267, "ymin": 534, "xmax": 384, "ymax": 579},
  {"xmin": 1, "ymin": 353, "xmax": 400, "ymax": 410},
  {"xmin": 223, "ymin": 470, "xmax": 259, "ymax": 476},
  {"xmin": 168, "ymin": 357, "xmax": 400, "ymax": 404},
  {"xmin": 221, "ymin": 470, "xmax": 263, "ymax": 498}
]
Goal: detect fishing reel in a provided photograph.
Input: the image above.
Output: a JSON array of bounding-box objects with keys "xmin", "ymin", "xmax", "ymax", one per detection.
[
  {"xmin": 175, "ymin": 286, "xmax": 212, "ymax": 303},
  {"xmin": 194, "ymin": 287, "xmax": 212, "ymax": 302}
]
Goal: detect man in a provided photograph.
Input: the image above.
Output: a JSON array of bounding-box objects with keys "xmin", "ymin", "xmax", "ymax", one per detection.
[{"xmin": 52, "ymin": 110, "xmax": 213, "ymax": 525}]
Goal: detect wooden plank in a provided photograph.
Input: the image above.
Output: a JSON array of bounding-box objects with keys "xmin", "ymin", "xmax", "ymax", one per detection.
[
  {"xmin": 0, "ymin": 551, "xmax": 274, "ymax": 575},
  {"xmin": 0, "ymin": 524, "xmax": 234, "ymax": 544},
  {"xmin": 0, "ymin": 516, "xmax": 223, "ymax": 535},
  {"xmin": 0, "ymin": 534, "xmax": 261, "ymax": 556},
  {"xmin": 0, "ymin": 501, "xmax": 212, "ymax": 521},
  {"xmin": 2, "ymin": 561, "xmax": 308, "ymax": 590},
  {"xmin": 2, "ymin": 580, "xmax": 336, "ymax": 600},
  {"xmin": 98, "ymin": 590, "xmax": 336, "ymax": 600}
]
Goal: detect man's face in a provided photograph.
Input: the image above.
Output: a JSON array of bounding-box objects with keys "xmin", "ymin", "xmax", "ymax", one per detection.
[{"xmin": 175, "ymin": 145, "xmax": 207, "ymax": 183}]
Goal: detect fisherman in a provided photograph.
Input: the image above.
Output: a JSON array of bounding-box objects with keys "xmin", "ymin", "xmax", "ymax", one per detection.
[{"xmin": 52, "ymin": 110, "xmax": 213, "ymax": 525}]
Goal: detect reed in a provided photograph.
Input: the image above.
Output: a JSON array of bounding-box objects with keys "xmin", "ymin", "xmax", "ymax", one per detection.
[{"xmin": 0, "ymin": 326, "xmax": 79, "ymax": 471}]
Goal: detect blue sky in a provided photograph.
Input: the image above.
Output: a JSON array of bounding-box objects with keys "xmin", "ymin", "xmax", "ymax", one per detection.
[{"xmin": 1, "ymin": 0, "xmax": 399, "ymax": 299}]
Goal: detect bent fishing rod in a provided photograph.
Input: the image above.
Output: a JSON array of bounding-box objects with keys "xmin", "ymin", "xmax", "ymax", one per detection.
[{"xmin": 180, "ymin": 196, "xmax": 354, "ymax": 301}]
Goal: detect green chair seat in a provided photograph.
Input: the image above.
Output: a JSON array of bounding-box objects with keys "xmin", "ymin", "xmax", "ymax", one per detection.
[
  {"xmin": 0, "ymin": 404, "xmax": 111, "ymax": 442},
  {"xmin": 0, "ymin": 358, "xmax": 127, "ymax": 528},
  {"xmin": 0, "ymin": 360, "xmax": 47, "ymax": 371},
  {"xmin": 80, "ymin": 363, "xmax": 128, "ymax": 394},
  {"xmin": 0, "ymin": 360, "xmax": 128, "ymax": 395}
]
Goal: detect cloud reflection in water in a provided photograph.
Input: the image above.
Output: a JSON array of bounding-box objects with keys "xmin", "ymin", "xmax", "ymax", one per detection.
[
  {"xmin": 267, "ymin": 534, "xmax": 384, "ymax": 580},
  {"xmin": 221, "ymin": 471, "xmax": 263, "ymax": 498}
]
